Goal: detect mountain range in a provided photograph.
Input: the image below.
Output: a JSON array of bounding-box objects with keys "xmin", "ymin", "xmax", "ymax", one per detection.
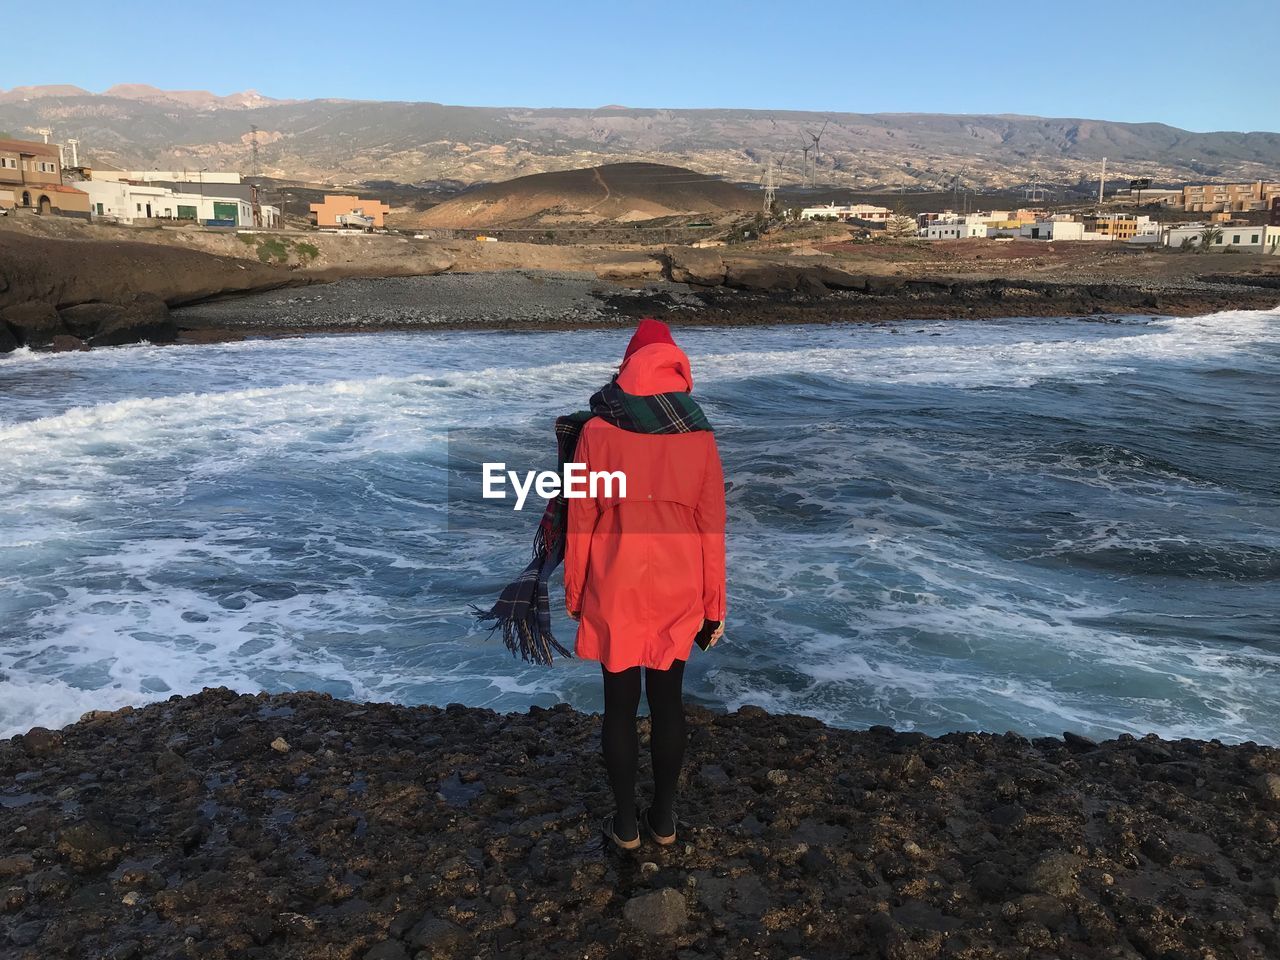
[{"xmin": 2, "ymin": 84, "xmax": 1277, "ymax": 193}]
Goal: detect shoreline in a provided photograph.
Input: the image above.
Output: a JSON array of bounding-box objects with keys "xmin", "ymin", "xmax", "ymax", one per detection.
[
  {"xmin": 4, "ymin": 689, "xmax": 1279, "ymax": 959},
  {"xmin": 3, "ymin": 226, "xmax": 1279, "ymax": 354},
  {"xmin": 164, "ymin": 272, "xmax": 1279, "ymax": 348}
]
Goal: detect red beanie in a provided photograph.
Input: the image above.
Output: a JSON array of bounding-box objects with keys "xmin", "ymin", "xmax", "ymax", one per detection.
[{"xmin": 622, "ymin": 317, "xmax": 676, "ymax": 361}]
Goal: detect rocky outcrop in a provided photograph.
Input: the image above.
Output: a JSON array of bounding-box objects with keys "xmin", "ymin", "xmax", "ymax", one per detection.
[
  {"xmin": 592, "ymin": 254, "xmax": 664, "ymax": 283},
  {"xmin": 0, "ymin": 296, "xmax": 180, "ymax": 352},
  {"xmin": 723, "ymin": 258, "xmax": 803, "ymax": 292},
  {"xmin": 664, "ymin": 246, "xmax": 726, "ymax": 286},
  {"xmin": 0, "ymin": 301, "xmax": 65, "ymax": 348},
  {"xmin": 2, "ymin": 689, "xmax": 1277, "ymax": 960},
  {"xmin": 49, "ymin": 334, "xmax": 89, "ymax": 352},
  {"xmin": 665, "ymin": 248, "xmax": 874, "ymax": 295},
  {"xmin": 84, "ymin": 295, "xmax": 179, "ymax": 348},
  {"xmin": 59, "ymin": 303, "xmax": 124, "ymax": 339},
  {"xmin": 0, "ymin": 233, "xmax": 295, "ymax": 313}
]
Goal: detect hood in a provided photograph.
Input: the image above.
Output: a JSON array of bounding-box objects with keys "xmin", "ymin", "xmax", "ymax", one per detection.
[{"xmin": 616, "ymin": 341, "xmax": 694, "ymax": 395}]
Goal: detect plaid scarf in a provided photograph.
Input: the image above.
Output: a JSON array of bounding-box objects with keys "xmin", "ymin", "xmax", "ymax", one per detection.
[{"xmin": 473, "ymin": 378, "xmax": 712, "ymax": 665}]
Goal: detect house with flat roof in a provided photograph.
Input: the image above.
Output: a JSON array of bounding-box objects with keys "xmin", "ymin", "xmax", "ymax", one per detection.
[
  {"xmin": 0, "ymin": 137, "xmax": 91, "ymax": 218},
  {"xmin": 310, "ymin": 195, "xmax": 390, "ymax": 229},
  {"xmin": 922, "ymin": 215, "xmax": 991, "ymax": 239},
  {"xmin": 799, "ymin": 203, "xmax": 892, "ymax": 223},
  {"xmin": 76, "ymin": 176, "xmax": 279, "ymax": 227},
  {"xmin": 1162, "ymin": 222, "xmax": 1280, "ymax": 253}
]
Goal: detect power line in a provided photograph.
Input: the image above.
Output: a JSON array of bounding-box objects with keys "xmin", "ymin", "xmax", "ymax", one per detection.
[{"xmin": 762, "ymin": 156, "xmax": 776, "ymax": 214}]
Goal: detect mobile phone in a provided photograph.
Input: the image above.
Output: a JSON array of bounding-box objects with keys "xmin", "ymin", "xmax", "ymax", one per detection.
[{"xmin": 695, "ymin": 620, "xmax": 721, "ymax": 652}]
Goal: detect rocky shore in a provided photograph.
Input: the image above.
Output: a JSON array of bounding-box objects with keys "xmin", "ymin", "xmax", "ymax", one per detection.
[
  {"xmin": 170, "ymin": 266, "xmax": 1280, "ymax": 347},
  {"xmin": 3, "ymin": 689, "xmax": 1279, "ymax": 959},
  {"xmin": 4, "ymin": 230, "xmax": 1278, "ymax": 353}
]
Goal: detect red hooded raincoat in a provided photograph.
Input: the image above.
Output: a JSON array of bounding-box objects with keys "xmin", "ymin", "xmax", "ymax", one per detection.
[{"xmin": 564, "ymin": 339, "xmax": 727, "ymax": 672}]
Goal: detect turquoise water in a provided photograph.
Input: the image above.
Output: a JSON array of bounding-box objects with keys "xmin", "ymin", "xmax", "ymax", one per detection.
[{"xmin": 2, "ymin": 309, "xmax": 1278, "ymax": 741}]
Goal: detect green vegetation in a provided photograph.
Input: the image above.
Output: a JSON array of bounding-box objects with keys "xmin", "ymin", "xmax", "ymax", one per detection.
[
  {"xmin": 255, "ymin": 237, "xmax": 291, "ymax": 264},
  {"xmin": 1198, "ymin": 226, "xmax": 1224, "ymax": 251},
  {"xmin": 235, "ymin": 233, "xmax": 321, "ymax": 266},
  {"xmin": 883, "ymin": 205, "xmax": 919, "ymax": 240},
  {"xmin": 725, "ymin": 212, "xmax": 770, "ymax": 245}
]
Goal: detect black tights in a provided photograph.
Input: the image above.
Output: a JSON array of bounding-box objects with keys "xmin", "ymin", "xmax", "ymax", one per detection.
[{"xmin": 601, "ymin": 659, "xmax": 686, "ymax": 841}]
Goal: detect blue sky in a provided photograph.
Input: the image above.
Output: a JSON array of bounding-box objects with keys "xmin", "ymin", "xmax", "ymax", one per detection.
[{"xmin": 6, "ymin": 0, "xmax": 1278, "ymax": 131}]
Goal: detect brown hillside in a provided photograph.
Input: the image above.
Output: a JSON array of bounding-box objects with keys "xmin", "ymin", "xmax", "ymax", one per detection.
[{"xmin": 413, "ymin": 162, "xmax": 757, "ymax": 228}]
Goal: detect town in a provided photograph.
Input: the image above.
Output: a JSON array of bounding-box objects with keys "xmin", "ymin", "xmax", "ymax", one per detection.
[
  {"xmin": 2, "ymin": 130, "xmax": 1278, "ymax": 254},
  {"xmin": 799, "ymin": 177, "xmax": 1280, "ymax": 251}
]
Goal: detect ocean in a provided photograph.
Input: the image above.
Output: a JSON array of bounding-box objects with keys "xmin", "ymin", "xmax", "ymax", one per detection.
[{"xmin": 2, "ymin": 309, "xmax": 1277, "ymax": 742}]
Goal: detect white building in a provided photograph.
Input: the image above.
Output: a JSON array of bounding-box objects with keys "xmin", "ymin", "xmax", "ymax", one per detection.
[
  {"xmin": 1126, "ymin": 217, "xmax": 1161, "ymax": 244},
  {"xmin": 1161, "ymin": 223, "xmax": 1280, "ymax": 253},
  {"xmin": 77, "ymin": 178, "xmax": 279, "ymax": 227},
  {"xmin": 800, "ymin": 203, "xmax": 892, "ymax": 222},
  {"xmin": 1018, "ymin": 218, "xmax": 1110, "ymax": 241},
  {"xmin": 923, "ymin": 215, "xmax": 992, "ymax": 239}
]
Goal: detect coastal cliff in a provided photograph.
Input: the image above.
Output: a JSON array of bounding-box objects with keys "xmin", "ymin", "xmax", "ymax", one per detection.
[{"xmin": 3, "ymin": 689, "xmax": 1278, "ymax": 959}]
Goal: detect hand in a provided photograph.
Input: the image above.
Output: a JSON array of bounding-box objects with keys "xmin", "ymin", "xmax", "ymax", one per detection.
[{"xmin": 707, "ymin": 620, "xmax": 725, "ymax": 648}]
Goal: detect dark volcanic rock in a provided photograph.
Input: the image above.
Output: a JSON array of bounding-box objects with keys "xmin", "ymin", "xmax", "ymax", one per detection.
[
  {"xmin": 406, "ymin": 914, "xmax": 473, "ymax": 956},
  {"xmin": 1023, "ymin": 852, "xmax": 1083, "ymax": 897},
  {"xmin": 89, "ymin": 295, "xmax": 179, "ymax": 348},
  {"xmin": 49, "ymin": 334, "xmax": 89, "ymax": 352},
  {"xmin": 0, "ymin": 301, "xmax": 65, "ymax": 347},
  {"xmin": 60, "ymin": 302, "xmax": 125, "ymax": 338},
  {"xmin": 1063, "ymin": 730, "xmax": 1099, "ymax": 753},
  {"xmin": 20, "ymin": 726, "xmax": 62, "ymax": 756},
  {"xmin": 0, "ymin": 320, "xmax": 17, "ymax": 353},
  {"xmin": 1, "ymin": 689, "xmax": 1277, "ymax": 960},
  {"xmin": 722, "ymin": 258, "xmax": 802, "ymax": 292},
  {"xmin": 362, "ymin": 943, "xmax": 409, "ymax": 960},
  {"xmin": 1257, "ymin": 773, "xmax": 1280, "ymax": 802},
  {"xmin": 623, "ymin": 887, "xmax": 688, "ymax": 935},
  {"xmin": 810, "ymin": 264, "xmax": 870, "ymax": 290},
  {"xmin": 54, "ymin": 820, "xmax": 126, "ymax": 872}
]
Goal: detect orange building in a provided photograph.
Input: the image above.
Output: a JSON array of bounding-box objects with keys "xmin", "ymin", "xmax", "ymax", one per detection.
[
  {"xmin": 0, "ymin": 137, "xmax": 91, "ymax": 218},
  {"xmin": 1182, "ymin": 181, "xmax": 1280, "ymax": 213},
  {"xmin": 1086, "ymin": 215, "xmax": 1141, "ymax": 240},
  {"xmin": 309, "ymin": 194, "xmax": 390, "ymax": 229}
]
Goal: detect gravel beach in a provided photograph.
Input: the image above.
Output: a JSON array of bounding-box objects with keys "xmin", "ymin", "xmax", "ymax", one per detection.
[
  {"xmin": 4, "ymin": 690, "xmax": 1279, "ymax": 959},
  {"xmin": 170, "ymin": 269, "xmax": 1280, "ymax": 345}
]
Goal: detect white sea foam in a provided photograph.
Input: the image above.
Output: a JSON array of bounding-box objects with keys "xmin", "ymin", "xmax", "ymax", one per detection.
[{"xmin": 2, "ymin": 309, "xmax": 1278, "ymax": 739}]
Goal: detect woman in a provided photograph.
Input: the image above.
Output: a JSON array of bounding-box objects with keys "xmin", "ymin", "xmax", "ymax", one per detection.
[{"xmin": 564, "ymin": 318, "xmax": 726, "ymax": 851}]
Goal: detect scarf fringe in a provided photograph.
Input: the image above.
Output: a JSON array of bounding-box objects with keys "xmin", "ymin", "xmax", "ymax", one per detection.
[{"xmin": 471, "ymin": 604, "xmax": 572, "ymax": 666}]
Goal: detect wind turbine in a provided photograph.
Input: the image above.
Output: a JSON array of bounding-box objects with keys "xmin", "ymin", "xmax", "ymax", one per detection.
[{"xmin": 806, "ymin": 120, "xmax": 829, "ymax": 188}]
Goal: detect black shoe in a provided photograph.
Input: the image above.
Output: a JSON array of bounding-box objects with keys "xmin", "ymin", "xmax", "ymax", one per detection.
[
  {"xmin": 641, "ymin": 806, "xmax": 677, "ymax": 846},
  {"xmin": 603, "ymin": 813, "xmax": 641, "ymax": 852}
]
